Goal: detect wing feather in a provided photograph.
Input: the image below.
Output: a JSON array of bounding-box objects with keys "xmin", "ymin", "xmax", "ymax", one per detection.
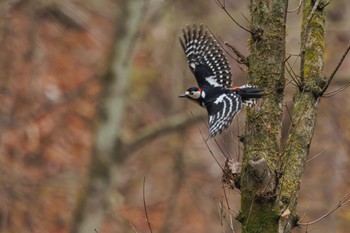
[
  {"xmin": 207, "ymin": 92, "xmax": 242, "ymax": 137},
  {"xmin": 180, "ymin": 25, "xmax": 232, "ymax": 88}
]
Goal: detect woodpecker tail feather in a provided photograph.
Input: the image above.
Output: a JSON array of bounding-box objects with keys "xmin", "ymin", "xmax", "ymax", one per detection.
[{"xmin": 236, "ymin": 85, "xmax": 264, "ymax": 108}]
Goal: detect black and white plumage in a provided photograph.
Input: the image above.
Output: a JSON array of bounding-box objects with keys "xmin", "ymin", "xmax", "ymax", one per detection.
[
  {"xmin": 180, "ymin": 24, "xmax": 232, "ymax": 89},
  {"xmin": 179, "ymin": 25, "xmax": 264, "ymax": 138}
]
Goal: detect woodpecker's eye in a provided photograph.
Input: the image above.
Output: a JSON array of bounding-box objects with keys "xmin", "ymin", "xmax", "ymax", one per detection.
[{"xmin": 189, "ymin": 91, "xmax": 201, "ymax": 99}]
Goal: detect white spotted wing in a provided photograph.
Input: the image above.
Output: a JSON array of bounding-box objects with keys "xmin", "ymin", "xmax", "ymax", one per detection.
[
  {"xmin": 207, "ymin": 92, "xmax": 242, "ymax": 137},
  {"xmin": 180, "ymin": 25, "xmax": 232, "ymax": 89}
]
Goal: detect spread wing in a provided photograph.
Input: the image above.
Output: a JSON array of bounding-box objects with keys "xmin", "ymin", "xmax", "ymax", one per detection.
[
  {"xmin": 179, "ymin": 24, "xmax": 232, "ymax": 89},
  {"xmin": 206, "ymin": 92, "xmax": 242, "ymax": 137}
]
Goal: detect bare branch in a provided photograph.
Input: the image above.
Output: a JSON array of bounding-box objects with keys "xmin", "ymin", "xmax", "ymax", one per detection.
[
  {"xmin": 320, "ymin": 44, "xmax": 350, "ymax": 96},
  {"xmin": 323, "ymin": 80, "xmax": 350, "ymax": 97},
  {"xmin": 129, "ymin": 222, "xmax": 139, "ymax": 233},
  {"xmin": 286, "ymin": 58, "xmax": 301, "ymax": 87},
  {"xmin": 298, "ymin": 202, "xmax": 311, "ymax": 223},
  {"xmin": 298, "ymin": 193, "xmax": 350, "ymax": 226},
  {"xmin": 143, "ymin": 177, "xmax": 154, "ymax": 233},
  {"xmin": 196, "ymin": 119, "xmax": 225, "ymax": 171},
  {"xmin": 240, "ymin": 12, "xmax": 251, "ymax": 24},
  {"xmin": 214, "ymin": 136, "xmax": 234, "ymax": 159},
  {"xmin": 287, "ymin": 0, "xmax": 303, "ymax": 13},
  {"xmin": 306, "ymin": 149, "xmax": 325, "ymax": 163},
  {"xmin": 225, "ymin": 42, "xmax": 248, "ymax": 66},
  {"xmin": 215, "ymin": 0, "xmax": 252, "ymax": 34},
  {"xmin": 123, "ymin": 111, "xmax": 205, "ymax": 154},
  {"xmin": 205, "ymin": 26, "xmax": 246, "ymax": 67}
]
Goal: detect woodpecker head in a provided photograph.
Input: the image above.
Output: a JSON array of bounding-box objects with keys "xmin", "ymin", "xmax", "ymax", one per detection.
[{"xmin": 179, "ymin": 87, "xmax": 205, "ymax": 107}]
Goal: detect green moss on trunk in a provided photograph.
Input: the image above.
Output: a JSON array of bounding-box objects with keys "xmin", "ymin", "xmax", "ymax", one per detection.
[
  {"xmin": 240, "ymin": 0, "xmax": 288, "ymax": 232},
  {"xmin": 279, "ymin": 0, "xmax": 326, "ymax": 226},
  {"xmin": 240, "ymin": 0, "xmax": 327, "ymax": 232}
]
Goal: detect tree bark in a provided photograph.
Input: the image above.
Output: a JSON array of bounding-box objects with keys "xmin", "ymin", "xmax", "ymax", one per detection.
[
  {"xmin": 240, "ymin": 0, "xmax": 328, "ymax": 232},
  {"xmin": 240, "ymin": 0, "xmax": 288, "ymax": 232},
  {"xmin": 279, "ymin": 0, "xmax": 326, "ymax": 231}
]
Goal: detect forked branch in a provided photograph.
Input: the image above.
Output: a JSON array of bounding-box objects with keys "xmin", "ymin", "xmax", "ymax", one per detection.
[
  {"xmin": 297, "ymin": 193, "xmax": 350, "ymax": 226},
  {"xmin": 215, "ymin": 0, "xmax": 252, "ymax": 34}
]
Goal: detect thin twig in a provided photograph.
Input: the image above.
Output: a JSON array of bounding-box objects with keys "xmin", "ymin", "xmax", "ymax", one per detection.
[
  {"xmin": 306, "ymin": 149, "xmax": 325, "ymax": 163},
  {"xmin": 305, "ymin": 223, "xmax": 309, "ymax": 233},
  {"xmin": 200, "ymin": 131, "xmax": 225, "ymax": 171},
  {"xmin": 158, "ymin": 132, "xmax": 185, "ymax": 233},
  {"xmin": 195, "ymin": 116, "xmax": 225, "ymax": 171},
  {"xmin": 299, "ymin": 202, "xmax": 311, "ymax": 223},
  {"xmin": 196, "ymin": 113, "xmax": 239, "ymax": 164},
  {"xmin": 216, "ymin": 198, "xmax": 236, "ymax": 233},
  {"xmin": 230, "ymin": 214, "xmax": 235, "ymax": 233},
  {"xmin": 323, "ymin": 80, "xmax": 350, "ymax": 97},
  {"xmin": 221, "ymin": 182, "xmax": 231, "ymax": 210},
  {"xmin": 235, "ymin": 117, "xmax": 241, "ymax": 160},
  {"xmin": 284, "ymin": 54, "xmax": 302, "ymax": 87},
  {"xmin": 240, "ymin": 12, "xmax": 251, "ymax": 24},
  {"xmin": 216, "ymin": 136, "xmax": 233, "ymax": 159},
  {"xmin": 298, "ymin": 193, "xmax": 350, "ymax": 226},
  {"xmin": 225, "ymin": 42, "xmax": 248, "ymax": 66},
  {"xmin": 215, "ymin": 193, "xmax": 238, "ymax": 232},
  {"xmin": 143, "ymin": 177, "xmax": 154, "ymax": 233},
  {"xmin": 320, "ymin": 44, "xmax": 350, "ymax": 96},
  {"xmin": 287, "ymin": 0, "xmax": 303, "ymax": 13},
  {"xmin": 205, "ymin": 26, "xmax": 245, "ymax": 68},
  {"xmin": 213, "ymin": 136, "xmax": 230, "ymax": 159},
  {"xmin": 226, "ymin": 132, "xmax": 244, "ymax": 160},
  {"xmin": 215, "ymin": 0, "xmax": 252, "ymax": 34},
  {"xmin": 217, "ymin": 200, "xmax": 225, "ymax": 232},
  {"xmin": 129, "ymin": 222, "xmax": 139, "ymax": 233},
  {"xmin": 283, "ymin": 102, "xmax": 293, "ymax": 124},
  {"xmin": 286, "ymin": 59, "xmax": 301, "ymax": 87},
  {"xmin": 198, "ymin": 114, "xmax": 232, "ymax": 161}
]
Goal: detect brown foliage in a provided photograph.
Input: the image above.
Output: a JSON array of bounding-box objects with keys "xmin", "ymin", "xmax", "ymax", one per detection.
[{"xmin": 0, "ymin": 0, "xmax": 349, "ymax": 233}]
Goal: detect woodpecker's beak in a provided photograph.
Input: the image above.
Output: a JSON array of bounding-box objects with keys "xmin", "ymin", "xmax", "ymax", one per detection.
[{"xmin": 178, "ymin": 93, "xmax": 187, "ymax": 98}]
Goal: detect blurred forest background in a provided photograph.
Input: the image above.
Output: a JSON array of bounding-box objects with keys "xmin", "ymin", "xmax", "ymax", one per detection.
[{"xmin": 0, "ymin": 0, "xmax": 349, "ymax": 232}]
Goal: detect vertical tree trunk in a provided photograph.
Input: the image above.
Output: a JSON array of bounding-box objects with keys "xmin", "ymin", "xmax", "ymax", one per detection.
[
  {"xmin": 71, "ymin": 1, "xmax": 147, "ymax": 232},
  {"xmin": 239, "ymin": 0, "xmax": 288, "ymax": 232},
  {"xmin": 240, "ymin": 0, "xmax": 328, "ymax": 232},
  {"xmin": 279, "ymin": 0, "xmax": 326, "ymax": 231}
]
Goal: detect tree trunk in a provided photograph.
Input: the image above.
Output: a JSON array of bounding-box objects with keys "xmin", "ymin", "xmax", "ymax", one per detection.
[
  {"xmin": 279, "ymin": 0, "xmax": 326, "ymax": 231},
  {"xmin": 70, "ymin": 1, "xmax": 147, "ymax": 232},
  {"xmin": 240, "ymin": 0, "xmax": 288, "ymax": 232},
  {"xmin": 239, "ymin": 0, "xmax": 328, "ymax": 232}
]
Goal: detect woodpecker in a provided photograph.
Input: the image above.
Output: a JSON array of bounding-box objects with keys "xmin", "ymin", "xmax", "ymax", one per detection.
[{"xmin": 179, "ymin": 25, "xmax": 264, "ymax": 138}]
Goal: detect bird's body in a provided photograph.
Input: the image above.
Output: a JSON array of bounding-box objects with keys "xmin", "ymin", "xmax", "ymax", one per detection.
[{"xmin": 179, "ymin": 25, "xmax": 264, "ymax": 137}]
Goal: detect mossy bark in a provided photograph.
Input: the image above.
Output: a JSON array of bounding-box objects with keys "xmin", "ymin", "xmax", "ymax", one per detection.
[
  {"xmin": 240, "ymin": 0, "xmax": 288, "ymax": 232},
  {"xmin": 241, "ymin": 0, "xmax": 327, "ymax": 232},
  {"xmin": 279, "ymin": 0, "xmax": 326, "ymax": 231}
]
